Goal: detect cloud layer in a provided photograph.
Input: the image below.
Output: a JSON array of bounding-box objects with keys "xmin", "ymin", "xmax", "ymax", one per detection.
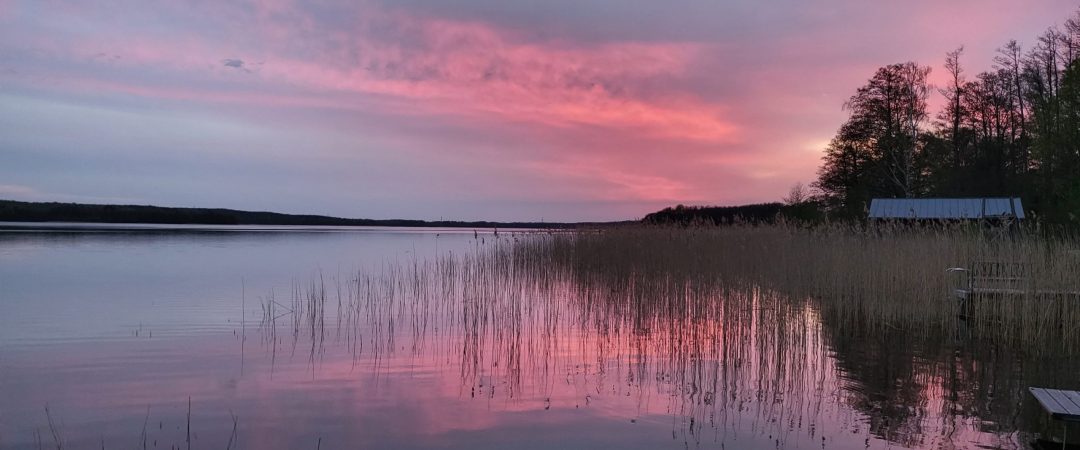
[{"xmin": 0, "ymin": 0, "xmax": 1076, "ymax": 220}]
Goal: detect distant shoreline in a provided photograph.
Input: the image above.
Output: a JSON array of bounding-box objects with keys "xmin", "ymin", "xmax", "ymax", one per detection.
[
  {"xmin": 0, "ymin": 200, "xmax": 618, "ymax": 229},
  {"xmin": 0, "ymin": 221, "xmax": 564, "ymax": 233}
]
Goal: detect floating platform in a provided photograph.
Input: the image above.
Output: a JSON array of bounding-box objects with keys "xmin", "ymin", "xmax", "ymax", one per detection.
[
  {"xmin": 1030, "ymin": 387, "xmax": 1080, "ymax": 422},
  {"xmin": 1029, "ymin": 388, "xmax": 1080, "ymax": 449}
]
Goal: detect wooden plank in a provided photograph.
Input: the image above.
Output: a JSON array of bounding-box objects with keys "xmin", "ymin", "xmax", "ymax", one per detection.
[
  {"xmin": 970, "ymin": 288, "xmax": 1026, "ymax": 295},
  {"xmin": 1030, "ymin": 388, "xmax": 1064, "ymax": 412},
  {"xmin": 1030, "ymin": 388, "xmax": 1071, "ymax": 418},
  {"xmin": 967, "ymin": 288, "xmax": 1080, "ymax": 297},
  {"xmin": 1030, "ymin": 388, "xmax": 1080, "ymax": 421},
  {"xmin": 1062, "ymin": 390, "xmax": 1080, "ymax": 415},
  {"xmin": 1046, "ymin": 389, "xmax": 1080, "ymax": 416},
  {"xmin": 972, "ymin": 276, "xmax": 1026, "ymax": 281}
]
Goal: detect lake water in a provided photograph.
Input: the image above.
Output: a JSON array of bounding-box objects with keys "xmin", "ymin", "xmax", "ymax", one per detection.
[{"xmin": 0, "ymin": 224, "xmax": 1072, "ymax": 449}]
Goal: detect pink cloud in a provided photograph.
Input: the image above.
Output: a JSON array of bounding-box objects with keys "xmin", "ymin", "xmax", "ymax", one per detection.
[
  {"xmin": 0, "ymin": 2, "xmax": 749, "ymax": 214},
  {"xmin": 2, "ymin": 0, "xmax": 1077, "ymax": 219},
  {"xmin": 10, "ymin": 3, "xmax": 736, "ymax": 144}
]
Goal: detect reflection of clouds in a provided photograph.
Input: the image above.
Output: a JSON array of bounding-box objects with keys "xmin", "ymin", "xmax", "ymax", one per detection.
[{"xmin": 255, "ymin": 240, "xmax": 864, "ymax": 448}]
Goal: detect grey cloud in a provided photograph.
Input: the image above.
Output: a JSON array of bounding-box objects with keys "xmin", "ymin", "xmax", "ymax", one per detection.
[
  {"xmin": 91, "ymin": 52, "xmax": 122, "ymax": 61},
  {"xmin": 222, "ymin": 59, "xmax": 265, "ymax": 73},
  {"xmin": 221, "ymin": 58, "xmax": 259, "ymax": 73}
]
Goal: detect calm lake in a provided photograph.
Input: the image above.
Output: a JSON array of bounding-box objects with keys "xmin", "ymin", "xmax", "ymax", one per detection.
[{"xmin": 0, "ymin": 224, "xmax": 1072, "ymax": 449}]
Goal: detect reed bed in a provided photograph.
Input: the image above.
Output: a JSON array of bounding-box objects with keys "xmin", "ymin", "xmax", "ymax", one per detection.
[{"xmin": 521, "ymin": 224, "xmax": 1080, "ymax": 349}]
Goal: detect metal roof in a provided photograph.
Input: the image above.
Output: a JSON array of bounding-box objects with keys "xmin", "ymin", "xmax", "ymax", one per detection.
[{"xmin": 868, "ymin": 198, "xmax": 1025, "ymax": 219}]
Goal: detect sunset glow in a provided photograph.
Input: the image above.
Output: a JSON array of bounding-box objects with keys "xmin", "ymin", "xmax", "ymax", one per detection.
[{"xmin": 0, "ymin": 0, "xmax": 1076, "ymax": 220}]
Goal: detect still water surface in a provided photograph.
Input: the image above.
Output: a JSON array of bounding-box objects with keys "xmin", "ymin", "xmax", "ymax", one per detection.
[{"xmin": 0, "ymin": 224, "xmax": 1071, "ymax": 449}]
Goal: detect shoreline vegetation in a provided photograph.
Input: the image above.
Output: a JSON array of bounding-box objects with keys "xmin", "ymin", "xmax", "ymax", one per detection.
[
  {"xmin": 0, "ymin": 198, "xmax": 827, "ymax": 229},
  {"xmin": 535, "ymin": 224, "xmax": 1080, "ymax": 348},
  {"xmin": 255, "ymin": 220, "xmax": 1080, "ymax": 359},
  {"xmin": 0, "ymin": 199, "xmax": 622, "ymax": 229}
]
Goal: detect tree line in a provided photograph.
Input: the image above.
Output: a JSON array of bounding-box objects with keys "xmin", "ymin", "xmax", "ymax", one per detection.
[
  {"xmin": 815, "ymin": 9, "xmax": 1080, "ymax": 225},
  {"xmin": 0, "ymin": 200, "xmax": 592, "ymax": 229},
  {"xmin": 643, "ymin": 203, "xmax": 785, "ymax": 225}
]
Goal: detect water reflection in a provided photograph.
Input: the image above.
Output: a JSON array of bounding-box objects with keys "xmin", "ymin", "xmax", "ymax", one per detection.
[
  {"xmin": 254, "ymin": 257, "xmax": 842, "ymax": 448},
  {"xmin": 2, "ymin": 229, "xmax": 1078, "ymax": 449}
]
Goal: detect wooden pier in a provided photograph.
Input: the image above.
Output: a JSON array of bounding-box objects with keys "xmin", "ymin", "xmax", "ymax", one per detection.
[
  {"xmin": 948, "ymin": 261, "xmax": 1080, "ymax": 305},
  {"xmin": 1031, "ymin": 388, "xmax": 1080, "ymax": 422},
  {"xmin": 1030, "ymin": 387, "xmax": 1080, "ymax": 449}
]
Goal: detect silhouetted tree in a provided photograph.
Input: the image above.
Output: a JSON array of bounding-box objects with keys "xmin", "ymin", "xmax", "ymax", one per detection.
[
  {"xmin": 815, "ymin": 7, "xmax": 1080, "ymax": 226},
  {"xmin": 783, "ymin": 182, "xmax": 810, "ymax": 205},
  {"xmin": 815, "ymin": 62, "xmax": 932, "ymax": 217}
]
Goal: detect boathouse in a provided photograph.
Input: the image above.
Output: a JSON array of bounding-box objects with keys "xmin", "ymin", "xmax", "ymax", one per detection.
[{"xmin": 867, "ymin": 198, "xmax": 1025, "ymax": 222}]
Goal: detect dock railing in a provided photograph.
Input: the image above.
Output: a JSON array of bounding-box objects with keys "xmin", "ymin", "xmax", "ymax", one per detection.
[{"xmin": 947, "ymin": 260, "xmax": 1031, "ymax": 299}]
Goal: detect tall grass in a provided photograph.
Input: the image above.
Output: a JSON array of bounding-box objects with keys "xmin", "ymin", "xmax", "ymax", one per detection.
[{"xmin": 521, "ymin": 224, "xmax": 1080, "ymax": 348}]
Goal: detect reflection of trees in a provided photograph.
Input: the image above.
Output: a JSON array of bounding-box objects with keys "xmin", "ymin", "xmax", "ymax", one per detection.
[
  {"xmin": 820, "ymin": 310, "xmax": 937, "ymax": 447},
  {"xmin": 942, "ymin": 334, "xmax": 1080, "ymax": 443},
  {"xmin": 819, "ymin": 302, "xmax": 1080, "ymax": 448}
]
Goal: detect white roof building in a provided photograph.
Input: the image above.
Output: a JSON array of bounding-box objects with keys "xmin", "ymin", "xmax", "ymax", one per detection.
[{"xmin": 868, "ymin": 198, "xmax": 1025, "ymax": 220}]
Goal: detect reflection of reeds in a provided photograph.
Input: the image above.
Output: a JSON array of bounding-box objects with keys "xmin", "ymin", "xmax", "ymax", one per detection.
[
  {"xmin": 34, "ymin": 401, "xmax": 239, "ymax": 450},
  {"xmin": 139, "ymin": 406, "xmax": 149, "ymax": 450},
  {"xmin": 225, "ymin": 411, "xmax": 238, "ymax": 450},
  {"xmin": 249, "ymin": 226, "xmax": 1079, "ymax": 447},
  {"xmin": 253, "ymin": 233, "xmax": 836, "ymax": 445},
  {"xmin": 45, "ymin": 404, "xmax": 62, "ymax": 450}
]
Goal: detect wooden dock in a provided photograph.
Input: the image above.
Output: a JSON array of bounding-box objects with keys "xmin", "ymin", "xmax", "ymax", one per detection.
[
  {"xmin": 1030, "ymin": 387, "xmax": 1080, "ymax": 449},
  {"xmin": 949, "ymin": 261, "xmax": 1080, "ymax": 303},
  {"xmin": 1030, "ymin": 387, "xmax": 1080, "ymax": 422},
  {"xmin": 954, "ymin": 287, "xmax": 1080, "ymax": 300}
]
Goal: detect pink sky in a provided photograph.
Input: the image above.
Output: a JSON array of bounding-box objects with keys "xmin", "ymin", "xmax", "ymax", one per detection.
[{"xmin": 0, "ymin": 0, "xmax": 1076, "ymax": 221}]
